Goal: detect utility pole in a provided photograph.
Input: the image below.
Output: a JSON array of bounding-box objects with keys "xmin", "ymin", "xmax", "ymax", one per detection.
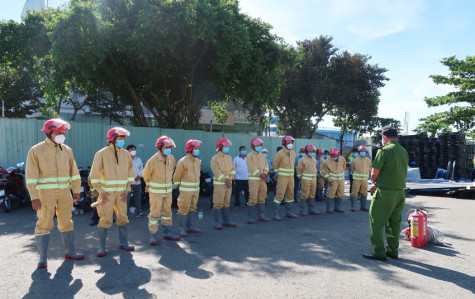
[
  {"xmin": 404, "ymin": 112, "xmax": 409, "ymax": 135},
  {"xmin": 2, "ymin": 100, "xmax": 4, "ymax": 118}
]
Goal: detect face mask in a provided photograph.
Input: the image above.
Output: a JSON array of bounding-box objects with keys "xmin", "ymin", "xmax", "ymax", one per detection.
[
  {"xmin": 163, "ymin": 149, "xmax": 172, "ymax": 156},
  {"xmin": 308, "ymin": 153, "xmax": 316, "ymax": 157},
  {"xmin": 223, "ymin": 147, "xmax": 230, "ymax": 154},
  {"xmin": 116, "ymin": 140, "xmax": 125, "ymax": 148},
  {"xmin": 193, "ymin": 149, "xmax": 200, "ymax": 157},
  {"xmin": 324, "ymin": 155, "xmax": 329, "ymax": 159},
  {"xmin": 54, "ymin": 134, "xmax": 65, "ymax": 144},
  {"xmin": 263, "ymin": 153, "xmax": 268, "ymax": 158},
  {"xmin": 255, "ymin": 147, "xmax": 262, "ymax": 153},
  {"xmin": 360, "ymin": 152, "xmax": 367, "ymax": 157},
  {"xmin": 240, "ymin": 150, "xmax": 247, "ymax": 156},
  {"xmin": 333, "ymin": 157, "xmax": 338, "ymax": 160},
  {"xmin": 130, "ymin": 150, "xmax": 137, "ymax": 156},
  {"xmin": 287, "ymin": 143, "xmax": 293, "ymax": 150},
  {"xmin": 353, "ymin": 153, "xmax": 358, "ymax": 157},
  {"xmin": 299, "ymin": 153, "xmax": 305, "ymax": 157}
]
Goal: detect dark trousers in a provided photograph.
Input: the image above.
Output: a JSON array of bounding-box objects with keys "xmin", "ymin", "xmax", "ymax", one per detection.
[
  {"xmin": 233, "ymin": 179, "xmax": 249, "ymax": 207},
  {"xmin": 127, "ymin": 183, "xmax": 142, "ymax": 214},
  {"xmin": 208, "ymin": 181, "xmax": 214, "ymax": 209}
]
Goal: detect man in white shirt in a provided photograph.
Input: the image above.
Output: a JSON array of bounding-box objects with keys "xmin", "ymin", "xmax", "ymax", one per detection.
[
  {"xmin": 127, "ymin": 145, "xmax": 146, "ymax": 217},
  {"xmin": 233, "ymin": 145, "xmax": 249, "ymax": 209}
]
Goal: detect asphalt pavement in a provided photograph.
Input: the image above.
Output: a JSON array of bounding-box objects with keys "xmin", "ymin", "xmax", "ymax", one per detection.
[{"xmin": 0, "ymin": 192, "xmax": 474, "ymax": 298}]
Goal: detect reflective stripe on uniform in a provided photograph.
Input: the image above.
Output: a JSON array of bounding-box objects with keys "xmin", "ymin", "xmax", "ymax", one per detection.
[
  {"xmin": 180, "ymin": 181, "xmax": 200, "ymax": 186},
  {"xmin": 102, "ymin": 187, "xmax": 127, "ymax": 192},
  {"xmin": 248, "ymin": 177, "xmax": 261, "ymax": 181},
  {"xmin": 148, "ymin": 187, "xmax": 171, "ymax": 194},
  {"xmin": 329, "ymin": 172, "xmax": 345, "ymax": 180},
  {"xmin": 353, "ymin": 173, "xmax": 369, "ymax": 180},
  {"xmin": 37, "ymin": 177, "xmax": 73, "ymax": 183},
  {"xmin": 217, "ymin": 174, "xmax": 225, "ymax": 180},
  {"xmin": 90, "ymin": 179, "xmax": 129, "ymax": 185},
  {"xmin": 214, "ymin": 181, "xmax": 226, "ymax": 185},
  {"xmin": 149, "ymin": 182, "xmax": 172, "ymax": 188},
  {"xmin": 36, "ymin": 183, "xmax": 71, "ymax": 189},
  {"xmin": 179, "ymin": 187, "xmax": 200, "ymax": 192},
  {"xmin": 162, "ymin": 216, "xmax": 171, "ymax": 220},
  {"xmin": 71, "ymin": 175, "xmax": 81, "ymax": 181},
  {"xmin": 301, "ymin": 173, "xmax": 317, "ymax": 180},
  {"xmin": 149, "ymin": 219, "xmax": 158, "ymax": 225},
  {"xmin": 26, "ymin": 179, "xmax": 38, "ymax": 184}
]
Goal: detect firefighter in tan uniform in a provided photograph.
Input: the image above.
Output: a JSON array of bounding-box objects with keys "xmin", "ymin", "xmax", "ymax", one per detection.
[
  {"xmin": 272, "ymin": 136, "xmax": 298, "ymax": 220},
  {"xmin": 296, "ymin": 144, "xmax": 320, "ymax": 216},
  {"xmin": 350, "ymin": 145, "xmax": 371, "ymax": 212},
  {"xmin": 173, "ymin": 139, "xmax": 202, "ymax": 237},
  {"xmin": 26, "ymin": 118, "xmax": 84, "ymax": 269},
  {"xmin": 143, "ymin": 136, "xmax": 181, "ymax": 245},
  {"xmin": 316, "ymin": 148, "xmax": 325, "ymax": 201},
  {"xmin": 90, "ymin": 127, "xmax": 135, "ymax": 257},
  {"xmin": 210, "ymin": 137, "xmax": 237, "ymax": 230},
  {"xmin": 324, "ymin": 147, "xmax": 346, "ymax": 214},
  {"xmin": 246, "ymin": 138, "xmax": 271, "ymax": 223}
]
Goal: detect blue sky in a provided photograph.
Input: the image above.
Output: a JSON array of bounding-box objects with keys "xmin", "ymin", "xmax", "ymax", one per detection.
[{"xmin": 2, "ymin": 0, "xmax": 474, "ymax": 132}]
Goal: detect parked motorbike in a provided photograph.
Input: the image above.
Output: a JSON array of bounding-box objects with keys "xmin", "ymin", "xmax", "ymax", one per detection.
[
  {"xmin": 200, "ymin": 171, "xmax": 212, "ymax": 196},
  {"xmin": 0, "ymin": 162, "xmax": 30, "ymax": 213},
  {"xmin": 73, "ymin": 167, "xmax": 92, "ymax": 214}
]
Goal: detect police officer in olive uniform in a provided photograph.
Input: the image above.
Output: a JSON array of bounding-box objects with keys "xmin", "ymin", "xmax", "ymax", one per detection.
[{"xmin": 363, "ymin": 126, "xmax": 408, "ymax": 261}]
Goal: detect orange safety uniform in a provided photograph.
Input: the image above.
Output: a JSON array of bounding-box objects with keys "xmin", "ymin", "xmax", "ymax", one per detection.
[
  {"xmin": 246, "ymin": 150, "xmax": 270, "ymax": 206},
  {"xmin": 173, "ymin": 155, "xmax": 201, "ymax": 216},
  {"xmin": 210, "ymin": 151, "xmax": 236, "ymax": 210},
  {"xmin": 273, "ymin": 147, "xmax": 296, "ymax": 203},
  {"xmin": 350, "ymin": 155, "xmax": 372, "ymax": 197},
  {"xmin": 324, "ymin": 156, "xmax": 346, "ymax": 199}
]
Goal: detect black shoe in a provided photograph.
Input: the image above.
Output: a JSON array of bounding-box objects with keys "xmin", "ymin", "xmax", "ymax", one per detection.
[
  {"xmin": 386, "ymin": 253, "xmax": 398, "ymax": 259},
  {"xmin": 363, "ymin": 253, "xmax": 387, "ymax": 261},
  {"xmin": 89, "ymin": 220, "xmax": 98, "ymax": 226}
]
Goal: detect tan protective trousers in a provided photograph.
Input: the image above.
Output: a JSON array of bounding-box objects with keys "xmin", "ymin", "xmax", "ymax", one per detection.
[
  {"xmin": 328, "ymin": 179, "xmax": 345, "ymax": 199},
  {"xmin": 317, "ymin": 177, "xmax": 324, "ymax": 189},
  {"xmin": 248, "ymin": 180, "xmax": 267, "ymax": 206},
  {"xmin": 97, "ymin": 191, "xmax": 129, "ymax": 229},
  {"xmin": 177, "ymin": 190, "xmax": 199, "ymax": 216},
  {"xmin": 148, "ymin": 192, "xmax": 173, "ymax": 234},
  {"xmin": 35, "ymin": 189, "xmax": 74, "ymax": 235},
  {"xmin": 213, "ymin": 186, "xmax": 232, "ymax": 210},
  {"xmin": 351, "ymin": 179, "xmax": 368, "ymax": 197},
  {"xmin": 274, "ymin": 175, "xmax": 294, "ymax": 203},
  {"xmin": 300, "ymin": 179, "xmax": 317, "ymax": 200}
]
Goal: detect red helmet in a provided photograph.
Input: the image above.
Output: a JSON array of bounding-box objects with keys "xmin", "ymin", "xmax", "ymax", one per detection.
[
  {"xmin": 358, "ymin": 145, "xmax": 368, "ymax": 152},
  {"xmin": 299, "ymin": 147, "xmax": 305, "ymax": 153},
  {"xmin": 305, "ymin": 144, "xmax": 316, "ymax": 153},
  {"xmin": 41, "ymin": 118, "xmax": 70, "ymax": 134},
  {"xmin": 185, "ymin": 139, "xmax": 202, "ymax": 152},
  {"xmin": 216, "ymin": 137, "xmax": 232, "ymax": 149},
  {"xmin": 156, "ymin": 136, "xmax": 176, "ymax": 149},
  {"xmin": 330, "ymin": 148, "xmax": 340, "ymax": 158},
  {"xmin": 281, "ymin": 135, "xmax": 295, "ymax": 145},
  {"xmin": 316, "ymin": 148, "xmax": 324, "ymax": 155},
  {"xmin": 250, "ymin": 137, "xmax": 263, "ymax": 148},
  {"xmin": 107, "ymin": 127, "xmax": 130, "ymax": 142}
]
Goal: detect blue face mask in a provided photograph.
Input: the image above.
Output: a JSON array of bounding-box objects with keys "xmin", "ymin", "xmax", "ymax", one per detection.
[
  {"xmin": 333, "ymin": 157, "xmax": 338, "ymax": 160},
  {"xmin": 299, "ymin": 153, "xmax": 305, "ymax": 157},
  {"xmin": 223, "ymin": 147, "xmax": 230, "ymax": 154},
  {"xmin": 116, "ymin": 140, "xmax": 125, "ymax": 148},
  {"xmin": 353, "ymin": 153, "xmax": 358, "ymax": 157},
  {"xmin": 163, "ymin": 148, "xmax": 172, "ymax": 156},
  {"xmin": 240, "ymin": 150, "xmax": 247, "ymax": 156},
  {"xmin": 263, "ymin": 153, "xmax": 268, "ymax": 158},
  {"xmin": 308, "ymin": 153, "xmax": 316, "ymax": 157},
  {"xmin": 324, "ymin": 155, "xmax": 329, "ymax": 159},
  {"xmin": 193, "ymin": 149, "xmax": 200, "ymax": 157},
  {"xmin": 360, "ymin": 152, "xmax": 367, "ymax": 157},
  {"xmin": 255, "ymin": 147, "xmax": 262, "ymax": 153}
]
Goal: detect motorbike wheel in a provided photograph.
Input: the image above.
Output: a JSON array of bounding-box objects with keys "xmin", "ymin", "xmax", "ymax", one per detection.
[{"xmin": 2, "ymin": 196, "xmax": 12, "ymax": 213}]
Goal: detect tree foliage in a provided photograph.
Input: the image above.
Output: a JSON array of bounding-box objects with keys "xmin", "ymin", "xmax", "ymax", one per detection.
[
  {"xmin": 417, "ymin": 55, "xmax": 475, "ymax": 137},
  {"xmin": 331, "ymin": 51, "xmax": 388, "ymax": 149},
  {"xmin": 274, "ymin": 36, "xmax": 338, "ymax": 138},
  {"xmin": 50, "ymin": 0, "xmax": 281, "ymax": 128}
]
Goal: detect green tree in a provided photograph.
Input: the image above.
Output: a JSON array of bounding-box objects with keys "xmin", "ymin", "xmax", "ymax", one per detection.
[
  {"xmin": 274, "ymin": 36, "xmax": 339, "ymax": 138},
  {"xmin": 51, "ymin": 0, "xmax": 282, "ymax": 128},
  {"xmin": 360, "ymin": 117, "xmax": 402, "ymax": 144},
  {"xmin": 417, "ymin": 55, "xmax": 475, "ymax": 137},
  {"xmin": 331, "ymin": 51, "xmax": 388, "ymax": 150}
]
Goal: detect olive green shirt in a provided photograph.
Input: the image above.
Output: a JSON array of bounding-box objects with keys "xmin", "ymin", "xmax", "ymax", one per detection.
[{"xmin": 372, "ymin": 140, "xmax": 409, "ymax": 190}]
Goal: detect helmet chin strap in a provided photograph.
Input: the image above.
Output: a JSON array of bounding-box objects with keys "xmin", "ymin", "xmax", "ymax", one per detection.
[{"xmin": 111, "ymin": 138, "xmax": 119, "ymax": 164}]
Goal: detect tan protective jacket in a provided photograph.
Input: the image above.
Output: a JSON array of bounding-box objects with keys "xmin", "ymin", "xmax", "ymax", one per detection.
[
  {"xmin": 246, "ymin": 150, "xmax": 269, "ymax": 181},
  {"xmin": 350, "ymin": 156, "xmax": 372, "ymax": 181},
  {"xmin": 26, "ymin": 139, "xmax": 81, "ymax": 199},
  {"xmin": 143, "ymin": 152, "xmax": 176, "ymax": 195},
  {"xmin": 210, "ymin": 151, "xmax": 236, "ymax": 186},
  {"xmin": 296, "ymin": 155, "xmax": 317, "ymax": 181},
  {"xmin": 273, "ymin": 148, "xmax": 296, "ymax": 177},
  {"xmin": 173, "ymin": 154, "xmax": 201, "ymax": 192},
  {"xmin": 324, "ymin": 156, "xmax": 346, "ymax": 181},
  {"xmin": 90, "ymin": 144, "xmax": 134, "ymax": 194}
]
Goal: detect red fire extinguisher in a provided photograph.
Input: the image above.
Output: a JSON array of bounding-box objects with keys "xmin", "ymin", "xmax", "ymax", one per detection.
[{"xmin": 410, "ymin": 209, "xmax": 426, "ymax": 248}]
